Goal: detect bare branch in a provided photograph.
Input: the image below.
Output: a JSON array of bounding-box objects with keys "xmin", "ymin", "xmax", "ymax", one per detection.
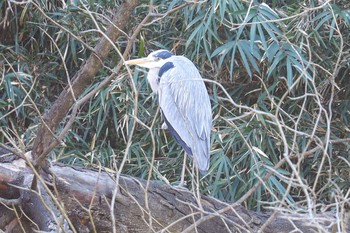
[{"xmin": 32, "ymin": 0, "xmax": 139, "ymax": 166}]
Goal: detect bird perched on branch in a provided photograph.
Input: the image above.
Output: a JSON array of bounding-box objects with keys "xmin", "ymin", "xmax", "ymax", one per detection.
[{"xmin": 125, "ymin": 49, "xmax": 212, "ymax": 176}]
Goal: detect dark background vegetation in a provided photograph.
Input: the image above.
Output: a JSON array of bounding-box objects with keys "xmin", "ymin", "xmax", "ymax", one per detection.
[{"xmin": 1, "ymin": 0, "xmax": 349, "ymax": 213}]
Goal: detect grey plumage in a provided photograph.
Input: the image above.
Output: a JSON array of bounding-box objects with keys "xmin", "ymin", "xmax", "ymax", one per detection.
[{"xmin": 125, "ymin": 50, "xmax": 212, "ymax": 174}]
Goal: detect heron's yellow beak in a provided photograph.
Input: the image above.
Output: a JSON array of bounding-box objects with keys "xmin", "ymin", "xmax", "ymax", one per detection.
[{"xmin": 125, "ymin": 57, "xmax": 153, "ymax": 65}]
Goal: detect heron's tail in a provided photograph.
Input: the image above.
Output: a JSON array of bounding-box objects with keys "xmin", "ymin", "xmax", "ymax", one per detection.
[{"xmin": 194, "ymin": 139, "xmax": 210, "ymax": 175}]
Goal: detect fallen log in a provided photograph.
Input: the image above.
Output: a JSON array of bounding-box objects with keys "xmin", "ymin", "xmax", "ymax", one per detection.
[{"xmin": 0, "ymin": 156, "xmax": 343, "ymax": 233}]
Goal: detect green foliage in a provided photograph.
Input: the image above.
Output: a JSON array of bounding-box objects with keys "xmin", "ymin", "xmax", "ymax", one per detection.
[{"xmin": 1, "ymin": 0, "xmax": 350, "ymax": 214}]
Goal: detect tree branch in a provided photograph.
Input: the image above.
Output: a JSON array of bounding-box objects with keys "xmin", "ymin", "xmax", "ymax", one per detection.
[
  {"xmin": 0, "ymin": 160, "xmax": 343, "ymax": 232},
  {"xmin": 32, "ymin": 0, "xmax": 138, "ymax": 166}
]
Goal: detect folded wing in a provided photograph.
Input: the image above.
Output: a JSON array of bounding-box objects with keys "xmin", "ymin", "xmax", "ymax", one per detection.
[{"xmin": 158, "ymin": 56, "xmax": 212, "ymax": 174}]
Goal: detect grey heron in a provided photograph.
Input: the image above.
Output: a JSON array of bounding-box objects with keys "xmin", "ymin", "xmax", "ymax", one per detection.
[{"xmin": 125, "ymin": 49, "xmax": 212, "ymax": 175}]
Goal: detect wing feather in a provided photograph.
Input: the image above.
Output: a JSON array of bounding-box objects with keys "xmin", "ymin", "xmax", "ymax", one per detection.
[{"xmin": 158, "ymin": 56, "xmax": 212, "ymax": 173}]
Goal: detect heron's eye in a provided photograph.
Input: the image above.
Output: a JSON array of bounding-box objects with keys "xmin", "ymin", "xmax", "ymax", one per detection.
[{"xmin": 154, "ymin": 57, "xmax": 161, "ymax": 61}]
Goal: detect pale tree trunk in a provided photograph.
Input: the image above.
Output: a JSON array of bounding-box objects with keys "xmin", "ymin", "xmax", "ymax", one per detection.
[{"xmin": 0, "ymin": 156, "xmax": 342, "ymax": 233}]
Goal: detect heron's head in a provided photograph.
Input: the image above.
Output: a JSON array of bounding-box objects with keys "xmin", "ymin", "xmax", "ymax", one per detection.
[{"xmin": 125, "ymin": 49, "xmax": 173, "ymax": 69}]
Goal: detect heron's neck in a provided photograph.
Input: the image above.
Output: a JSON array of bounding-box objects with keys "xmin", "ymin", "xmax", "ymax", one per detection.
[{"xmin": 147, "ymin": 68, "xmax": 160, "ymax": 93}]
